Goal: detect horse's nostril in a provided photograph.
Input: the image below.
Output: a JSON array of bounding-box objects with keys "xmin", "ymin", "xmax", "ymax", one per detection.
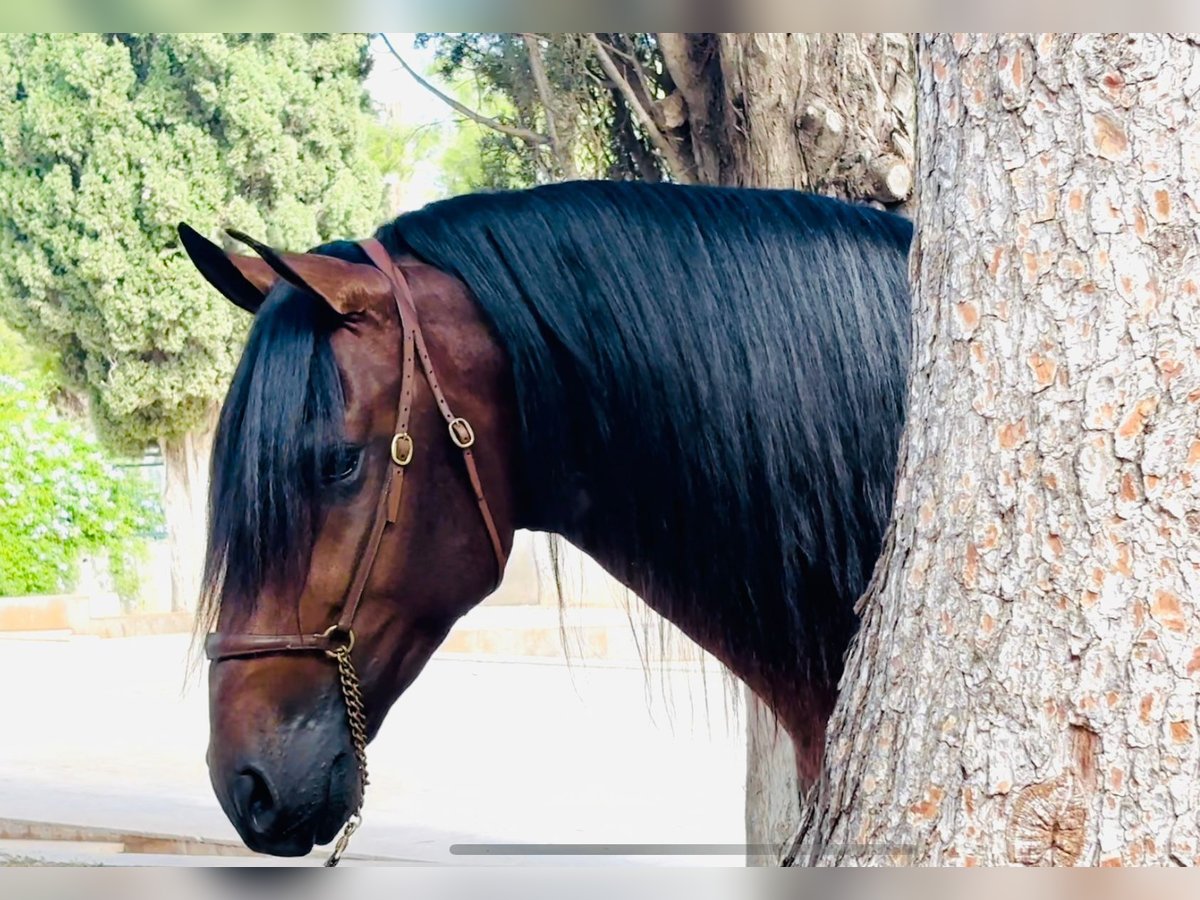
[{"xmin": 235, "ymin": 766, "xmax": 279, "ymax": 838}]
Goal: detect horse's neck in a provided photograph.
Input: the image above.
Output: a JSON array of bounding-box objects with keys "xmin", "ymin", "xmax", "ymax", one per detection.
[{"xmin": 550, "ymin": 524, "xmax": 834, "ymax": 782}]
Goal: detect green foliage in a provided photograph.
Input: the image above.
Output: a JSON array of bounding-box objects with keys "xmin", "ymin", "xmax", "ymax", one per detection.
[
  {"xmin": 0, "ymin": 33, "xmax": 386, "ymax": 452},
  {"xmin": 438, "ymin": 114, "xmax": 534, "ymax": 195},
  {"xmin": 366, "ymin": 118, "xmax": 439, "ymax": 183},
  {"xmin": 108, "ymin": 538, "xmax": 151, "ymax": 610},
  {"xmin": 0, "ymin": 318, "xmax": 57, "ymax": 392},
  {"xmin": 415, "ymin": 33, "xmax": 669, "ymax": 186},
  {"xmin": 0, "ymin": 372, "xmax": 162, "ymax": 596}
]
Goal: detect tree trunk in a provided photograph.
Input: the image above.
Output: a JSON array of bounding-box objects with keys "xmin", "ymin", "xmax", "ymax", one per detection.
[
  {"xmin": 661, "ymin": 33, "xmax": 916, "ymax": 202},
  {"xmin": 160, "ymin": 418, "xmax": 215, "ymax": 613},
  {"xmin": 789, "ymin": 32, "xmax": 1200, "ymax": 866},
  {"xmin": 744, "ymin": 695, "xmax": 800, "ymax": 865},
  {"xmin": 659, "ymin": 32, "xmax": 919, "ymax": 864}
]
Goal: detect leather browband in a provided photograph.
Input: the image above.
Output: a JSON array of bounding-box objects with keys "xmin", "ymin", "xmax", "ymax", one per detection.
[{"xmin": 205, "ymin": 239, "xmax": 507, "ymax": 662}]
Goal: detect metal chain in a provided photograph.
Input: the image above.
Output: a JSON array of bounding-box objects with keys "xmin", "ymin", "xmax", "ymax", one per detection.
[{"xmin": 324, "ymin": 642, "xmax": 370, "ymax": 867}]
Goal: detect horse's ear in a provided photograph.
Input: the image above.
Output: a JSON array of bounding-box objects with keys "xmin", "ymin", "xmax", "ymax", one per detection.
[
  {"xmin": 225, "ymin": 229, "xmax": 390, "ymax": 317},
  {"xmin": 178, "ymin": 223, "xmax": 275, "ymax": 314}
]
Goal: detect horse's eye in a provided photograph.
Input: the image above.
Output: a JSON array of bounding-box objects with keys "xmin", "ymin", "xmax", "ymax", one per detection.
[{"xmin": 321, "ymin": 445, "xmax": 361, "ymax": 484}]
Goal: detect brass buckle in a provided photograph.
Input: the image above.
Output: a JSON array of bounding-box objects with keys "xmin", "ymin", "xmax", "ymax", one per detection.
[
  {"xmin": 390, "ymin": 432, "xmax": 414, "ymax": 466},
  {"xmin": 321, "ymin": 625, "xmax": 355, "ymax": 659},
  {"xmin": 448, "ymin": 417, "xmax": 475, "ymax": 449}
]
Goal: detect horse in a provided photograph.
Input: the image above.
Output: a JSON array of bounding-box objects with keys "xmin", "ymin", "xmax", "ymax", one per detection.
[{"xmin": 178, "ymin": 180, "xmax": 912, "ymax": 859}]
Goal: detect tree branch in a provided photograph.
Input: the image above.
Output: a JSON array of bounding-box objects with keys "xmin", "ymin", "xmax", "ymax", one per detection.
[
  {"xmin": 587, "ymin": 33, "xmax": 694, "ymax": 183},
  {"xmin": 611, "ymin": 87, "xmax": 662, "ymax": 182},
  {"xmin": 604, "ymin": 34, "xmax": 665, "ymax": 133},
  {"xmin": 378, "ymin": 33, "xmax": 550, "ymax": 147},
  {"xmin": 520, "ymin": 33, "xmax": 577, "ymax": 178}
]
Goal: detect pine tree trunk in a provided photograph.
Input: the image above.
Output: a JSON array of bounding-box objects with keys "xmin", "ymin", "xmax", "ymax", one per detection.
[
  {"xmin": 658, "ymin": 31, "xmax": 919, "ymax": 864},
  {"xmin": 159, "ymin": 418, "xmax": 215, "ymax": 613},
  {"xmin": 789, "ymin": 32, "xmax": 1200, "ymax": 866}
]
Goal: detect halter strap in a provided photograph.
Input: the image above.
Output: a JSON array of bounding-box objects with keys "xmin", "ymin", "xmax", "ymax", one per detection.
[
  {"xmin": 205, "ymin": 239, "xmax": 507, "ymax": 662},
  {"xmin": 357, "ymin": 240, "xmax": 508, "ymax": 577}
]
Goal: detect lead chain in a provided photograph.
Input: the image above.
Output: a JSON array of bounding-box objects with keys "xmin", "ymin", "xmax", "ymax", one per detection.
[{"xmin": 324, "ymin": 644, "xmax": 370, "ymax": 867}]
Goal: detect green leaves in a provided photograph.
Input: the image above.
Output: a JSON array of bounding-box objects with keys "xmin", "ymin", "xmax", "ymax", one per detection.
[
  {"xmin": 0, "ymin": 372, "xmax": 162, "ymax": 596},
  {"xmin": 0, "ymin": 33, "xmax": 385, "ymax": 452}
]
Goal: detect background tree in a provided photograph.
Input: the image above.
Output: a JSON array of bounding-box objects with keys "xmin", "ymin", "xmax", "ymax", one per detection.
[
  {"xmin": 401, "ymin": 32, "xmax": 917, "ymax": 862},
  {"xmin": 0, "ymin": 33, "xmax": 385, "ymax": 611},
  {"xmin": 790, "ymin": 32, "xmax": 1200, "ymax": 866},
  {"xmin": 0, "ymin": 323, "xmax": 161, "ymax": 600},
  {"xmin": 411, "ymin": 33, "xmax": 915, "ymax": 200},
  {"xmin": 366, "ymin": 118, "xmax": 440, "ymax": 187}
]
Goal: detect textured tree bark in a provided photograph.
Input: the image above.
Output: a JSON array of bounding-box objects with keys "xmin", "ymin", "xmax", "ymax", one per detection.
[
  {"xmin": 662, "ymin": 32, "xmax": 918, "ymax": 865},
  {"xmin": 660, "ymin": 33, "xmax": 916, "ymax": 202},
  {"xmin": 743, "ymin": 696, "xmax": 801, "ymax": 865},
  {"xmin": 788, "ymin": 32, "xmax": 1200, "ymax": 866},
  {"xmin": 717, "ymin": 32, "xmax": 914, "ymax": 200},
  {"xmin": 160, "ymin": 418, "xmax": 215, "ymax": 613}
]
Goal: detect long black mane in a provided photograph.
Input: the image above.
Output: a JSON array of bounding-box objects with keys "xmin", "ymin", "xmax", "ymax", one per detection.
[{"xmin": 381, "ymin": 181, "xmax": 911, "ymax": 687}]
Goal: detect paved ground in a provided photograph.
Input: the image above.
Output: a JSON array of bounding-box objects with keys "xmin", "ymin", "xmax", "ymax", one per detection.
[{"xmin": 0, "ymin": 634, "xmax": 745, "ymax": 865}]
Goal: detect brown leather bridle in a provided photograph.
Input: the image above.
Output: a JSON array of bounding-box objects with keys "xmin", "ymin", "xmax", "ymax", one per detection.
[{"xmin": 204, "ymin": 238, "xmax": 508, "ymax": 864}]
